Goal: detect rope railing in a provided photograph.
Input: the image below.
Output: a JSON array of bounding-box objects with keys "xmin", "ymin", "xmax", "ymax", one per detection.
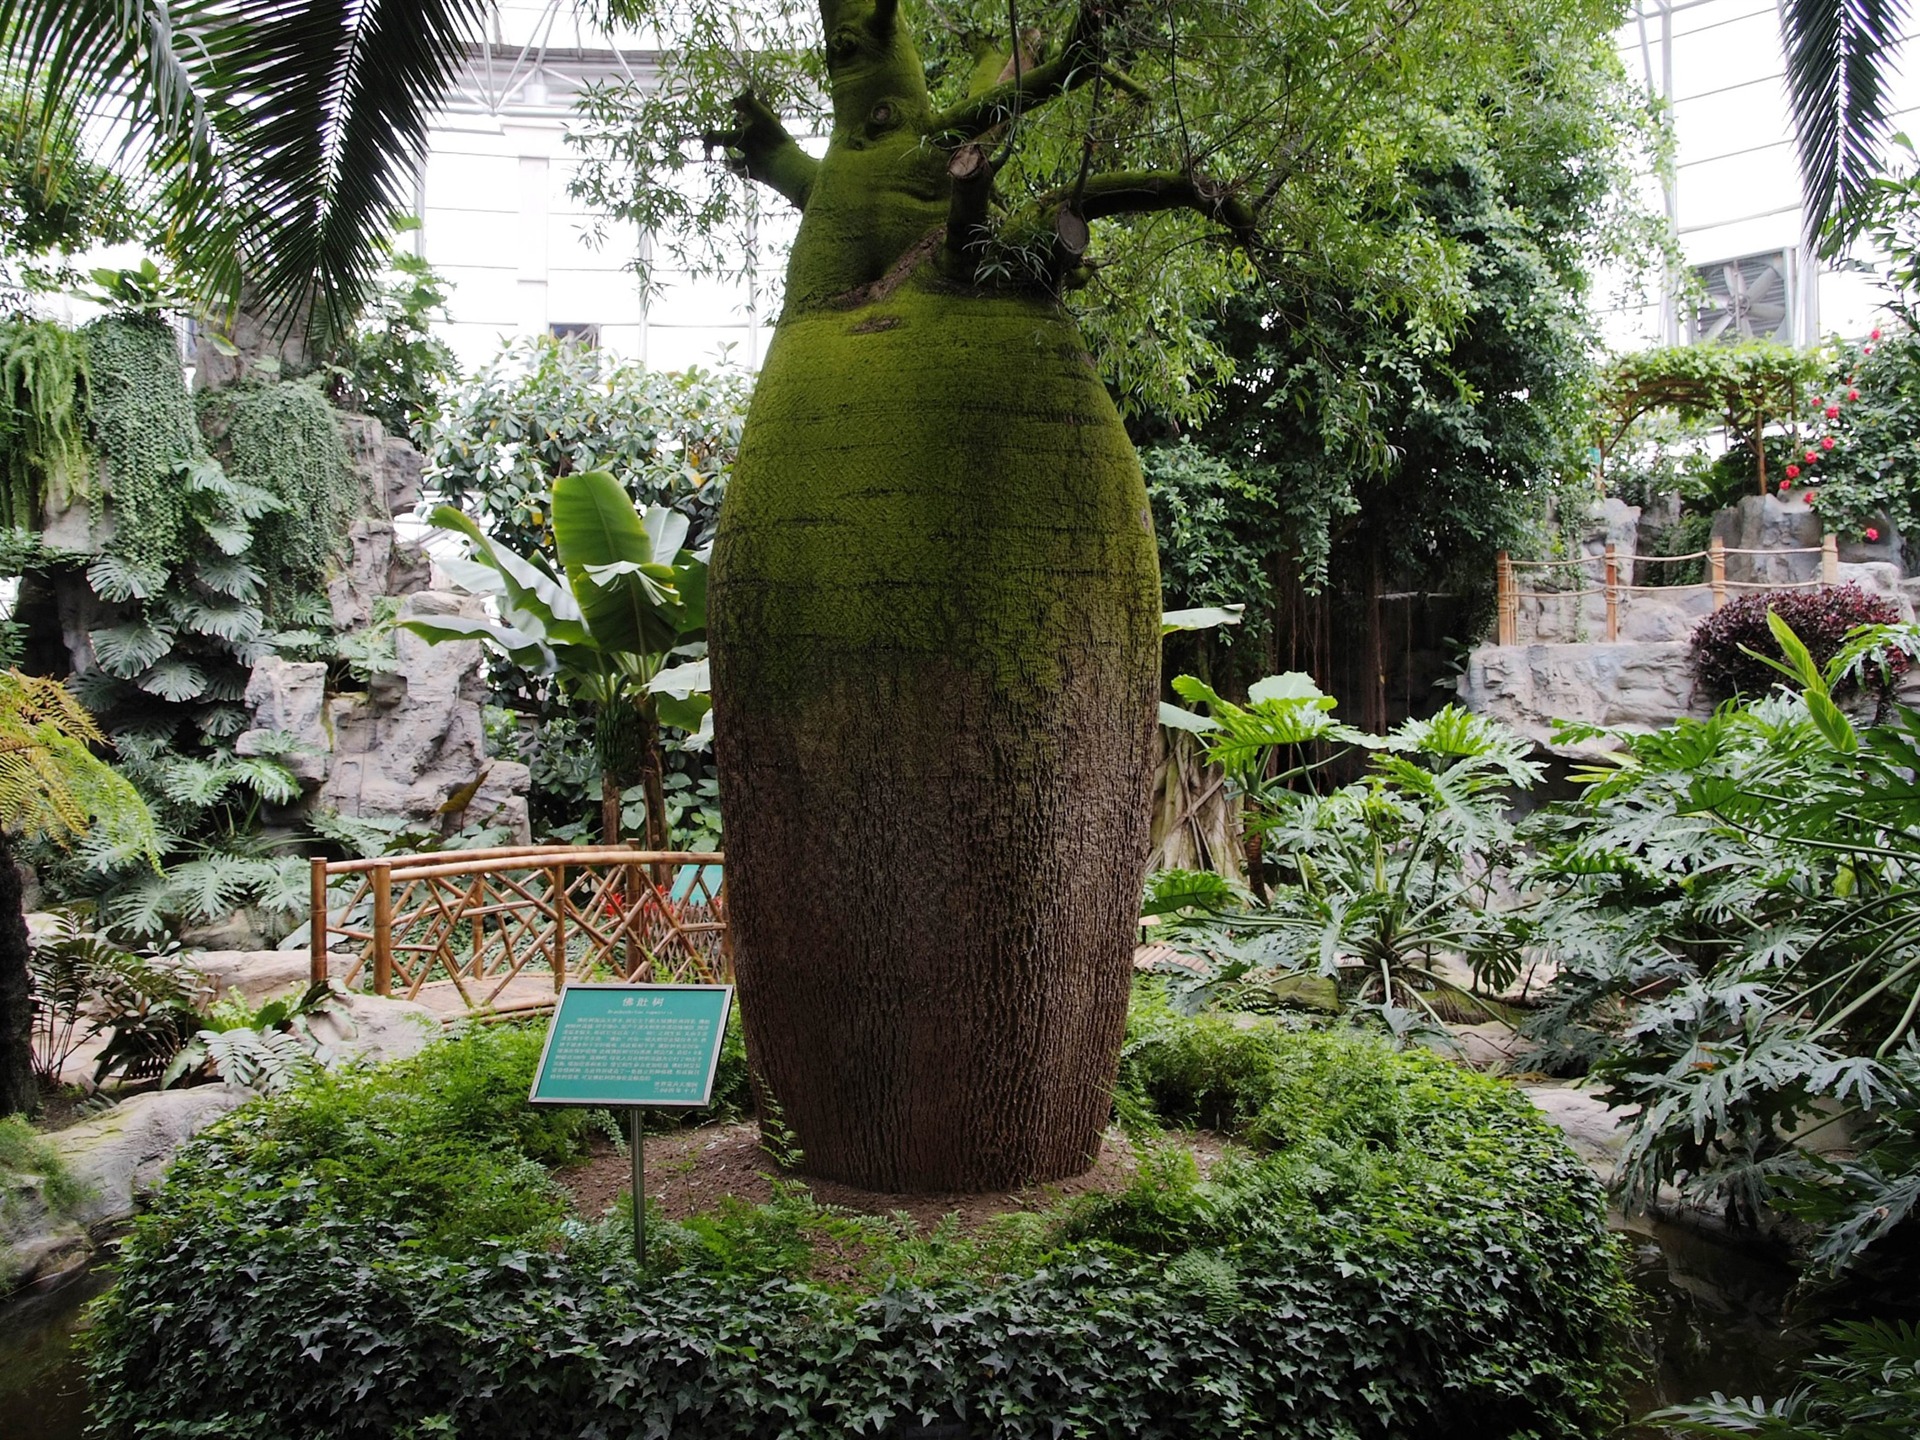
[
  {"xmin": 1495, "ymin": 535, "xmax": 1840, "ymax": 645},
  {"xmin": 309, "ymin": 846, "xmax": 728, "ymax": 1020}
]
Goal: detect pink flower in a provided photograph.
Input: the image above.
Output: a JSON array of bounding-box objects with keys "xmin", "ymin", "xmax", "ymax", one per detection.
[
  {"xmin": 1806, "ymin": 450, "xmax": 1819, "ymax": 463},
  {"xmin": 1865, "ymin": 346, "xmax": 1875, "ymax": 356},
  {"xmin": 1822, "ymin": 436, "xmax": 1836, "ymax": 450},
  {"xmin": 1867, "ymin": 527, "xmax": 1882, "ymax": 541},
  {"xmin": 1787, "ymin": 464, "xmax": 1801, "ymax": 479},
  {"xmin": 1806, "ymin": 490, "xmax": 1818, "ymax": 505},
  {"xmin": 1849, "ymin": 389, "xmax": 1861, "ymax": 401},
  {"xmin": 1828, "ymin": 405, "xmax": 1842, "ymax": 419},
  {"xmin": 1813, "ymin": 395, "xmax": 1824, "ymax": 407},
  {"xmin": 1872, "ymin": 327, "xmax": 1882, "ymax": 340}
]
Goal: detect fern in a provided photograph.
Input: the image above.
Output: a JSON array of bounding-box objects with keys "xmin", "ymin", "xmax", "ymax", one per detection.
[
  {"xmin": 228, "ymin": 756, "xmax": 300, "ymax": 805},
  {"xmin": 194, "ymin": 704, "xmax": 251, "ymax": 739},
  {"xmin": 160, "ymin": 856, "xmax": 258, "ymax": 922}
]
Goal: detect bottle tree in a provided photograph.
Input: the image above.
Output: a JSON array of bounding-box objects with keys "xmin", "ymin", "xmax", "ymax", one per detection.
[{"xmin": 570, "ymin": 0, "xmax": 1635, "ymax": 1191}]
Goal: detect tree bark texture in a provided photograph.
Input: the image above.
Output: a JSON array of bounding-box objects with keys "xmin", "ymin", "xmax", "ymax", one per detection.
[
  {"xmin": 714, "ymin": 288, "xmax": 1160, "ymax": 1191},
  {"xmin": 0, "ymin": 832, "xmax": 37, "ymax": 1116},
  {"xmin": 709, "ymin": 0, "xmax": 1162, "ymax": 1192}
]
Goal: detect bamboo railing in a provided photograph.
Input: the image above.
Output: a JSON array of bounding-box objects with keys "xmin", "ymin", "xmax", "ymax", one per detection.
[
  {"xmin": 310, "ymin": 845, "xmax": 728, "ymax": 1017},
  {"xmin": 1494, "ymin": 535, "xmax": 1839, "ymax": 645}
]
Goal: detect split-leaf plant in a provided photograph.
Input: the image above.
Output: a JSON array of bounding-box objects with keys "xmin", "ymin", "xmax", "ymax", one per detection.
[
  {"xmin": 32, "ymin": 314, "xmax": 350, "ymax": 940},
  {"xmin": 1156, "ymin": 675, "xmax": 1539, "ymax": 1034},
  {"xmin": 1522, "ymin": 615, "xmax": 1920, "ymax": 1273}
]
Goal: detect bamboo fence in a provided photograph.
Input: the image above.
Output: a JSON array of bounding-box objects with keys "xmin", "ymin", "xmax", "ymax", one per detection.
[{"xmin": 309, "ymin": 845, "xmax": 728, "ymax": 1018}]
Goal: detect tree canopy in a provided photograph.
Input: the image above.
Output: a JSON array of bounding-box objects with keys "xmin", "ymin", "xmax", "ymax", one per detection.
[{"xmin": 570, "ymin": 0, "xmax": 1652, "ymax": 423}]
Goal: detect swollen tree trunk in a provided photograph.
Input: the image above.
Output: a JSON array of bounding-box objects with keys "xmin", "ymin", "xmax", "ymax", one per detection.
[
  {"xmin": 0, "ymin": 832, "xmax": 37, "ymax": 1117},
  {"xmin": 710, "ymin": 1, "xmax": 1160, "ymax": 1191}
]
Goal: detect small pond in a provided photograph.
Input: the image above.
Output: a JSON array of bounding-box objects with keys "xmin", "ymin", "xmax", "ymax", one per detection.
[{"xmin": 0, "ymin": 1216, "xmax": 1826, "ymax": 1438}]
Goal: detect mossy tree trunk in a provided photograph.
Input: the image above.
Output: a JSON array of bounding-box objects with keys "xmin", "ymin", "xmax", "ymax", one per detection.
[{"xmin": 708, "ymin": 0, "xmax": 1235, "ymax": 1191}]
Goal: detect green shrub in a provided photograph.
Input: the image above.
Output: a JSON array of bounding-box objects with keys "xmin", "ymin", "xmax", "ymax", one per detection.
[
  {"xmin": 89, "ymin": 1008, "xmax": 1635, "ymax": 1440},
  {"xmin": 1647, "ymin": 1317, "xmax": 1920, "ymax": 1437},
  {"xmin": 1690, "ymin": 582, "xmax": 1906, "ymax": 702}
]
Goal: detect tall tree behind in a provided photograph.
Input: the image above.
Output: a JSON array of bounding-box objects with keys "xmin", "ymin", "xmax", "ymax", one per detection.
[
  {"xmin": 1146, "ymin": 39, "xmax": 1662, "ymax": 720},
  {"xmin": 572, "ymin": 0, "xmax": 1643, "ymax": 1191},
  {"xmin": 0, "ymin": 671, "xmax": 157, "ymax": 1115}
]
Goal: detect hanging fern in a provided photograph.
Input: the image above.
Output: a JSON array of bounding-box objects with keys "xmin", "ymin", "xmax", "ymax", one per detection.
[
  {"xmin": 82, "ymin": 315, "xmax": 200, "ymax": 572},
  {"xmin": 0, "ymin": 317, "xmax": 89, "ymax": 528}
]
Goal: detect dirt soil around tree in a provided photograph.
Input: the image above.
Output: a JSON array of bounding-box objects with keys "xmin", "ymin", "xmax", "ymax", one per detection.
[{"xmin": 556, "ymin": 1119, "xmax": 1229, "ymax": 1236}]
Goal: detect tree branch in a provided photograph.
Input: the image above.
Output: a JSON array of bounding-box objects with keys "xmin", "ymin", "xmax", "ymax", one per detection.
[
  {"xmin": 701, "ymin": 91, "xmax": 818, "ymax": 210},
  {"xmin": 1042, "ymin": 170, "xmax": 1257, "ymax": 240},
  {"xmin": 927, "ymin": 1, "xmax": 1142, "ymax": 144}
]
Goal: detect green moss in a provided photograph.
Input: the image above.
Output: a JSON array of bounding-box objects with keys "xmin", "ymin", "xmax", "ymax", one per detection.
[
  {"xmin": 0, "ymin": 1113, "xmax": 91, "ymax": 1224},
  {"xmin": 716, "ymin": 274, "xmax": 1159, "ymax": 707}
]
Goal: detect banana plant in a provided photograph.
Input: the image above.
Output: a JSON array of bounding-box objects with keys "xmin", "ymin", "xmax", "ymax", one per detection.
[{"xmin": 404, "ymin": 469, "xmax": 709, "ymax": 846}]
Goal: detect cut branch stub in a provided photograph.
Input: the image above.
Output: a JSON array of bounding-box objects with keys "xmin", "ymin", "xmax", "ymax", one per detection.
[
  {"xmin": 1054, "ymin": 205, "xmax": 1091, "ymax": 258},
  {"xmin": 942, "ymin": 143, "xmax": 996, "ymax": 274}
]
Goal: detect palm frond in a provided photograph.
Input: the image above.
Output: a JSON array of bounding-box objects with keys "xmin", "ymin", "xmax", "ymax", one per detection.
[
  {"xmin": 1783, "ymin": 0, "xmax": 1912, "ymax": 240},
  {"xmin": 201, "ymin": 0, "xmax": 492, "ymax": 338}
]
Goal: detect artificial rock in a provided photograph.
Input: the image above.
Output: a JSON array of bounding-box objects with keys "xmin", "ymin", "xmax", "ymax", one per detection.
[
  {"xmin": 1457, "ymin": 641, "xmax": 1705, "ymax": 753},
  {"xmin": 314, "ymin": 591, "xmax": 530, "ymax": 838}
]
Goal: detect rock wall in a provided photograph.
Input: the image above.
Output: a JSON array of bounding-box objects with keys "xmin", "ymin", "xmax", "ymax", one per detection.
[
  {"xmin": 232, "ymin": 417, "xmax": 531, "ymax": 838},
  {"xmin": 1466, "ymin": 495, "xmax": 1918, "ymax": 749},
  {"xmin": 239, "ymin": 592, "xmax": 530, "ymax": 836}
]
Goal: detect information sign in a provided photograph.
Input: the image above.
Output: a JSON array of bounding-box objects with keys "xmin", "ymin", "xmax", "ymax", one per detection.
[{"xmin": 528, "ymin": 983, "xmax": 733, "ymax": 1108}]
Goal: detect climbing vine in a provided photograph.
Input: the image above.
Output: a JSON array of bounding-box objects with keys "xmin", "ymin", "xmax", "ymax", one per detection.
[
  {"xmin": 80, "ymin": 315, "xmax": 199, "ymax": 572},
  {"xmin": 0, "ymin": 316, "xmax": 89, "ymax": 529},
  {"xmin": 198, "ymin": 378, "xmax": 358, "ymax": 598}
]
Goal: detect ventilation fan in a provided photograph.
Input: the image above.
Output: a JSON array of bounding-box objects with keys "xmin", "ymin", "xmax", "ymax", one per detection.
[{"xmin": 1691, "ymin": 250, "xmax": 1797, "ymax": 345}]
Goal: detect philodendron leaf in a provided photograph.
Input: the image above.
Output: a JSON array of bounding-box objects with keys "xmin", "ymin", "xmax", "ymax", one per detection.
[{"xmin": 1159, "ymin": 701, "xmax": 1220, "ymax": 734}]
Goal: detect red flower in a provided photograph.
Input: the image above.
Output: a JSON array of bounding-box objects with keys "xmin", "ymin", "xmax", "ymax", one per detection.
[
  {"xmin": 1806, "ymin": 490, "xmax": 1818, "ymax": 505},
  {"xmin": 1849, "ymin": 388, "xmax": 1860, "ymax": 401},
  {"xmin": 1867, "ymin": 527, "xmax": 1882, "ymax": 541},
  {"xmin": 1805, "ymin": 450, "xmax": 1819, "ymax": 463},
  {"xmin": 1786, "ymin": 464, "xmax": 1801, "ymax": 479},
  {"xmin": 1822, "ymin": 436, "xmax": 1836, "ymax": 450},
  {"xmin": 1865, "ymin": 346, "xmax": 1875, "ymax": 356},
  {"xmin": 1872, "ymin": 327, "xmax": 1882, "ymax": 340},
  {"xmin": 1828, "ymin": 405, "xmax": 1841, "ymax": 419}
]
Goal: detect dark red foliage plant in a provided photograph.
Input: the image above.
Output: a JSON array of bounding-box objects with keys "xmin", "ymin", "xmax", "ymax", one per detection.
[{"xmin": 1690, "ymin": 582, "xmax": 1907, "ymax": 701}]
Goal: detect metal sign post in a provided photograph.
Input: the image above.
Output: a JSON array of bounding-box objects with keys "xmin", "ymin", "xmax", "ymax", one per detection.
[
  {"xmin": 528, "ymin": 982, "xmax": 733, "ymax": 1267},
  {"xmin": 630, "ymin": 1107, "xmax": 646, "ymax": 1264}
]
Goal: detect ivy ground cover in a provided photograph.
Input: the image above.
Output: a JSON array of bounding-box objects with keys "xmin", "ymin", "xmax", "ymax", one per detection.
[{"xmin": 87, "ymin": 1007, "xmax": 1635, "ymax": 1439}]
